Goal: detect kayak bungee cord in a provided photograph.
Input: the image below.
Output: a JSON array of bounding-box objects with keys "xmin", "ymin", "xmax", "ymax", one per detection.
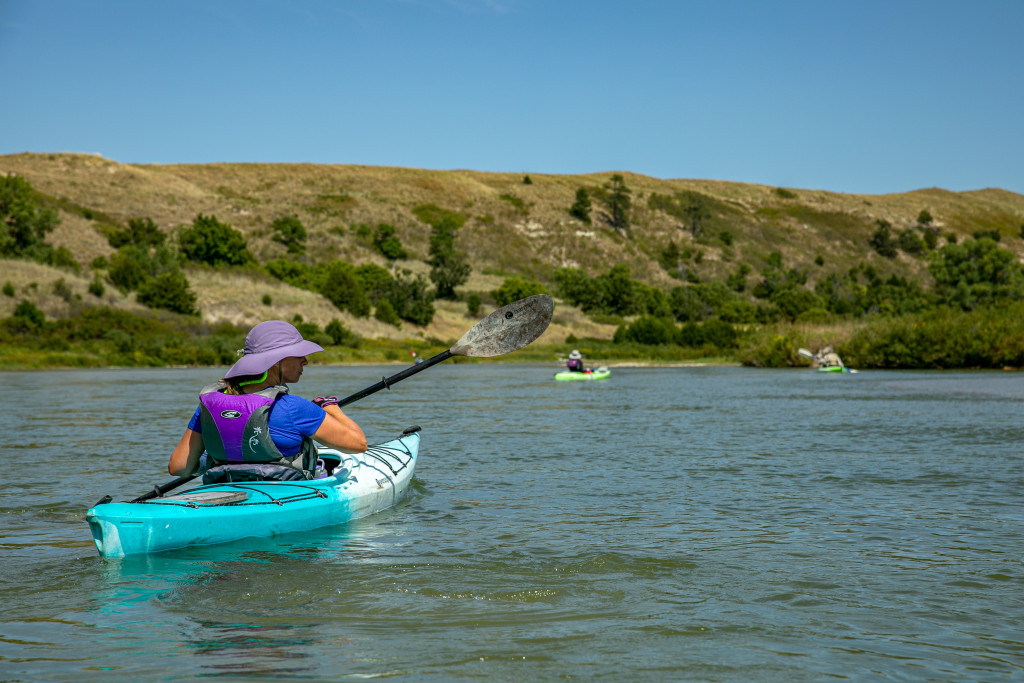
[{"xmin": 134, "ymin": 440, "xmax": 418, "ymax": 509}]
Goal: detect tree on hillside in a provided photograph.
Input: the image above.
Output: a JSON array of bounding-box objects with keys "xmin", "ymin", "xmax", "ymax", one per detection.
[
  {"xmin": 682, "ymin": 192, "xmax": 709, "ymax": 238},
  {"xmin": 869, "ymin": 219, "xmax": 898, "ymax": 259},
  {"xmin": 569, "ymin": 188, "xmax": 592, "ymax": 223},
  {"xmin": 320, "ymin": 261, "xmax": 371, "ymax": 317},
  {"xmin": 928, "ymin": 237, "xmax": 1024, "ymax": 310},
  {"xmin": 271, "ymin": 216, "xmax": 307, "ymax": 255},
  {"xmin": 0, "ymin": 175, "xmax": 60, "ymax": 261},
  {"xmin": 372, "ymin": 223, "xmax": 407, "ymax": 260},
  {"xmin": 108, "ymin": 244, "xmax": 181, "ymax": 293},
  {"xmin": 601, "ymin": 174, "xmax": 632, "ymax": 235},
  {"xmin": 492, "ymin": 276, "xmax": 549, "ymax": 306},
  {"xmin": 109, "ymin": 217, "xmax": 165, "ymax": 249},
  {"xmin": 178, "ymin": 214, "xmax": 253, "ymax": 266},
  {"xmin": 428, "ymin": 217, "xmax": 471, "ymax": 300},
  {"xmin": 136, "ymin": 271, "xmax": 198, "ymax": 315}
]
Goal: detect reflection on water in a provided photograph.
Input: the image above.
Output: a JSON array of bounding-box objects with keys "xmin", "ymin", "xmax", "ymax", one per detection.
[{"xmin": 1, "ymin": 365, "xmax": 1023, "ymax": 680}]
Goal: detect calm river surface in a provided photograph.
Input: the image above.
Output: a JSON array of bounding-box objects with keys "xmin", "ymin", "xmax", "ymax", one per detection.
[{"xmin": 1, "ymin": 364, "xmax": 1023, "ymax": 681}]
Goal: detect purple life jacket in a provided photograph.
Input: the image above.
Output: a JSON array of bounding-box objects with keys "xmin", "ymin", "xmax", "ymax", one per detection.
[
  {"xmin": 198, "ymin": 382, "xmax": 315, "ymax": 477},
  {"xmin": 566, "ymin": 358, "xmax": 584, "ymax": 372}
]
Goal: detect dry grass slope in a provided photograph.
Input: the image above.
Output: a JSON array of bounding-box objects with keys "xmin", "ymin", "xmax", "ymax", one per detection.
[{"xmin": 2, "ymin": 152, "xmax": 1022, "ymax": 344}]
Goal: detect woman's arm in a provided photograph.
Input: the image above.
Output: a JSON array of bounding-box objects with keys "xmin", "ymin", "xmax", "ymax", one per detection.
[
  {"xmin": 168, "ymin": 428, "xmax": 205, "ymax": 476},
  {"xmin": 313, "ymin": 405, "xmax": 367, "ymax": 453}
]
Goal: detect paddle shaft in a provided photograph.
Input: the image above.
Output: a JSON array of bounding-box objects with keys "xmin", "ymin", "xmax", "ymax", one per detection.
[
  {"xmin": 132, "ymin": 477, "xmax": 194, "ymax": 503},
  {"xmin": 338, "ymin": 349, "xmax": 452, "ymax": 407}
]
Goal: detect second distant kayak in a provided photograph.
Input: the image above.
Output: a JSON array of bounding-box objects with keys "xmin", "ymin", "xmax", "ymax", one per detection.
[{"xmin": 554, "ymin": 367, "xmax": 611, "ymax": 381}]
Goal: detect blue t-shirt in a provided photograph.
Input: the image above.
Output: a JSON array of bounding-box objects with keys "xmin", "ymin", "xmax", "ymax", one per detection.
[{"xmin": 189, "ymin": 394, "xmax": 327, "ymax": 457}]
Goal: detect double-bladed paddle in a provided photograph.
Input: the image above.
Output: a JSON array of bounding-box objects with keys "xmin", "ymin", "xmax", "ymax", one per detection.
[{"xmin": 102, "ymin": 294, "xmax": 554, "ymax": 505}]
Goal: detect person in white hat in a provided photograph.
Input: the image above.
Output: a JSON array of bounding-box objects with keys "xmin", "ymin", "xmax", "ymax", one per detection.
[
  {"xmin": 566, "ymin": 349, "xmax": 585, "ymax": 373},
  {"xmin": 167, "ymin": 320, "xmax": 366, "ymax": 480}
]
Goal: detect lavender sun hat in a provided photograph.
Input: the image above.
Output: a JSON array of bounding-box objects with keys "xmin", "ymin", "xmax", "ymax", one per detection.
[{"xmin": 224, "ymin": 320, "xmax": 325, "ymax": 379}]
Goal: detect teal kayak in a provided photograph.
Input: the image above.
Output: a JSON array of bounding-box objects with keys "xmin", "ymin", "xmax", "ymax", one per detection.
[
  {"xmin": 86, "ymin": 428, "xmax": 420, "ymax": 558},
  {"xmin": 554, "ymin": 367, "xmax": 611, "ymax": 381}
]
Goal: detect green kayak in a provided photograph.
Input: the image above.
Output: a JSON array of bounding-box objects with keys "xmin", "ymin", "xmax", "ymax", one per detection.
[{"xmin": 554, "ymin": 367, "xmax": 611, "ymax": 381}]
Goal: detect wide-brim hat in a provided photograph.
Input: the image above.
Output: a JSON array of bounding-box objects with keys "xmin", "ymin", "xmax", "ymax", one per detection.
[
  {"xmin": 225, "ymin": 320, "xmax": 324, "ymax": 379},
  {"xmin": 569, "ymin": 349, "xmax": 582, "ymax": 359}
]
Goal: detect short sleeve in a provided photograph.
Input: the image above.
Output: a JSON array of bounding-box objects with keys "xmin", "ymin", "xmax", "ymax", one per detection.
[{"xmin": 187, "ymin": 405, "xmax": 201, "ymax": 432}]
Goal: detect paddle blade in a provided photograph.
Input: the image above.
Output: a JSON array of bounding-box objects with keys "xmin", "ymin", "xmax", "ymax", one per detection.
[
  {"xmin": 798, "ymin": 348, "xmax": 816, "ymax": 358},
  {"xmin": 451, "ymin": 294, "xmax": 554, "ymax": 357}
]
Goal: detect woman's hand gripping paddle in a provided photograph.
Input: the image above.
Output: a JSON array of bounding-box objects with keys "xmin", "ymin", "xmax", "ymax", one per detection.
[{"xmin": 105, "ymin": 295, "xmax": 555, "ymax": 504}]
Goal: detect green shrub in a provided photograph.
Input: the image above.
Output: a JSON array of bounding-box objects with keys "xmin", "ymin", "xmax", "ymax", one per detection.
[
  {"xmin": 428, "ymin": 217, "xmax": 471, "ymax": 300},
  {"xmin": 617, "ymin": 316, "xmax": 677, "ymax": 345},
  {"xmin": 109, "ymin": 217, "xmax": 165, "ymax": 248},
  {"xmin": 492, "ymin": 276, "xmax": 549, "ymax": 306},
  {"xmin": 897, "ymin": 229, "xmax": 925, "ymax": 255},
  {"xmin": 88, "ymin": 277, "xmax": 105, "ymax": 298},
  {"xmin": 262, "ymin": 294, "xmax": 272, "ymax": 306},
  {"xmin": 2, "ymin": 281, "xmax": 14, "ymax": 297},
  {"xmin": 320, "ymin": 261, "xmax": 370, "ymax": 317},
  {"xmin": 13, "ymin": 300, "xmax": 45, "ymax": 327},
  {"xmin": 53, "ymin": 278, "xmax": 74, "ymax": 302},
  {"xmin": 569, "ymin": 188, "xmax": 592, "ymax": 223},
  {"xmin": 271, "ymin": 216, "xmax": 307, "ymax": 255},
  {"xmin": 0, "ymin": 175, "xmax": 59, "ymax": 259},
  {"xmin": 467, "ymin": 292, "xmax": 481, "ymax": 316},
  {"xmin": 389, "ymin": 270, "xmax": 435, "ymax": 326},
  {"xmin": 136, "ymin": 271, "xmax": 198, "ymax": 315},
  {"xmin": 702, "ymin": 319, "xmax": 739, "ymax": 348},
  {"xmin": 265, "ymin": 259, "xmax": 319, "ymax": 291},
  {"xmin": 49, "ymin": 246, "xmax": 80, "ymax": 272},
  {"xmin": 325, "ymin": 319, "xmax": 361, "ymax": 347},
  {"xmin": 677, "ymin": 321, "xmax": 703, "ymax": 347},
  {"xmin": 372, "ymin": 223, "xmax": 407, "ymax": 260},
  {"xmin": 374, "ymin": 299, "xmax": 401, "ymax": 326},
  {"xmin": 718, "ymin": 299, "xmax": 758, "ymax": 323},
  {"xmin": 869, "ymin": 220, "xmax": 898, "ymax": 258},
  {"xmin": 178, "ymin": 214, "xmax": 253, "ymax": 266}
]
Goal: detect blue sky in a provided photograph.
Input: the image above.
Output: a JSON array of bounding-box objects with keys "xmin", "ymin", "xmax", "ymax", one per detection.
[{"xmin": 1, "ymin": 0, "xmax": 1021, "ymax": 195}]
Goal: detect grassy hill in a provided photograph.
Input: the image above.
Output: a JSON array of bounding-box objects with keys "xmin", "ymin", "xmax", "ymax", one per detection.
[{"xmin": 2, "ymin": 151, "xmax": 1023, "ymax": 360}]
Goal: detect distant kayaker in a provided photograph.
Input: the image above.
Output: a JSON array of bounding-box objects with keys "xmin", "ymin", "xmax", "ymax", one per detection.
[
  {"xmin": 566, "ymin": 349, "xmax": 586, "ymax": 373},
  {"xmin": 818, "ymin": 345, "xmax": 844, "ymax": 369},
  {"xmin": 167, "ymin": 320, "xmax": 367, "ymax": 481}
]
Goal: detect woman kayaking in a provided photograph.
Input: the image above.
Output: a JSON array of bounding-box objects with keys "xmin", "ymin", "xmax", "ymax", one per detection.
[{"xmin": 167, "ymin": 320, "xmax": 367, "ymax": 481}]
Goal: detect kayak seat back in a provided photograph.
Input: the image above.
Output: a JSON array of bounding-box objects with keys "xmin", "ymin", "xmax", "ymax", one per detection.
[{"xmin": 203, "ymin": 462, "xmax": 308, "ymax": 484}]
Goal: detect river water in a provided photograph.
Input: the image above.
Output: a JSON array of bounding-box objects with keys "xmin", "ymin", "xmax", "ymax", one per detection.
[{"xmin": 1, "ymin": 364, "xmax": 1022, "ymax": 681}]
